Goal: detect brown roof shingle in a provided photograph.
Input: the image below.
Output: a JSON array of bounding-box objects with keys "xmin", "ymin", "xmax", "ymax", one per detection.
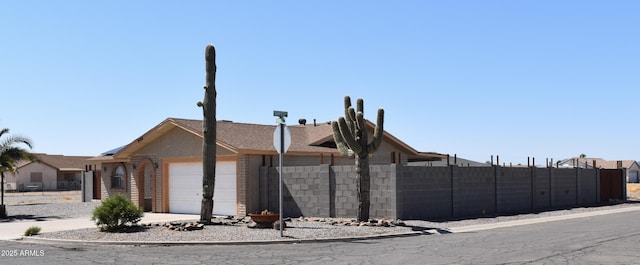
[
  {"xmin": 112, "ymin": 117, "xmax": 444, "ymax": 161},
  {"xmin": 171, "ymin": 118, "xmax": 338, "ymax": 154}
]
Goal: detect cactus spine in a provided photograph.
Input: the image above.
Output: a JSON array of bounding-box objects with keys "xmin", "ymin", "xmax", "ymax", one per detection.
[
  {"xmin": 331, "ymin": 96, "xmax": 384, "ymax": 222},
  {"xmin": 198, "ymin": 44, "xmax": 217, "ymax": 224}
]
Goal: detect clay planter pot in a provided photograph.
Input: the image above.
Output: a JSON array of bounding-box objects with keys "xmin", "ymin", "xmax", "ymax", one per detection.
[{"xmin": 249, "ymin": 213, "xmax": 280, "ymax": 224}]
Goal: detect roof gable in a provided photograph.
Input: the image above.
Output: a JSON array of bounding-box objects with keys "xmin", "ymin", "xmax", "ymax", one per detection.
[{"xmin": 111, "ymin": 117, "xmax": 445, "ymax": 160}]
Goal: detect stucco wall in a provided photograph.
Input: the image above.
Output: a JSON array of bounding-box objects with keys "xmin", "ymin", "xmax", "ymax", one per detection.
[
  {"xmin": 136, "ymin": 127, "xmax": 202, "ymax": 157},
  {"xmin": 5, "ymin": 162, "xmax": 58, "ymax": 191},
  {"xmin": 100, "ymin": 127, "xmax": 202, "ymax": 208}
]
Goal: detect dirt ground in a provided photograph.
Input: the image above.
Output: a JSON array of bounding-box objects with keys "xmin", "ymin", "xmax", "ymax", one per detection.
[
  {"xmin": 627, "ymin": 183, "xmax": 640, "ymax": 200},
  {"xmin": 1, "ymin": 190, "xmax": 81, "ymax": 205}
]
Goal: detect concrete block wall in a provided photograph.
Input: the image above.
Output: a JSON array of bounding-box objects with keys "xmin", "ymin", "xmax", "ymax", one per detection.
[
  {"xmin": 579, "ymin": 168, "xmax": 598, "ymax": 205},
  {"xmin": 332, "ymin": 165, "xmax": 359, "ymax": 218},
  {"xmin": 397, "ymin": 166, "xmax": 452, "ymax": 219},
  {"xmin": 369, "ymin": 165, "xmax": 397, "ymax": 219},
  {"xmin": 534, "ymin": 168, "xmax": 551, "ymax": 209},
  {"xmin": 554, "ymin": 168, "xmax": 578, "ymax": 207},
  {"xmin": 266, "ymin": 165, "xmax": 331, "ymax": 218},
  {"xmin": 496, "ymin": 167, "xmax": 532, "ymax": 214},
  {"xmin": 453, "ymin": 167, "xmax": 496, "ymax": 217},
  {"xmin": 260, "ymin": 164, "xmax": 601, "ymax": 221}
]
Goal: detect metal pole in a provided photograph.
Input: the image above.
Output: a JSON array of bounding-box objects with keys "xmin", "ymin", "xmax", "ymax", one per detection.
[{"xmin": 279, "ymin": 123, "xmax": 284, "ymax": 237}]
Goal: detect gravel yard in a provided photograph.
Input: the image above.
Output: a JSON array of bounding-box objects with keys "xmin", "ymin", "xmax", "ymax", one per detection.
[
  {"xmin": 34, "ymin": 219, "xmax": 419, "ymax": 242},
  {"xmin": 3, "ymin": 190, "xmax": 640, "ymax": 243},
  {"xmin": 14, "ymin": 201, "xmax": 640, "ymax": 243}
]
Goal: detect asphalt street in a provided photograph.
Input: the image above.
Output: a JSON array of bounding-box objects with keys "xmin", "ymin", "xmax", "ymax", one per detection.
[{"xmin": 2, "ymin": 209, "xmax": 640, "ymax": 264}]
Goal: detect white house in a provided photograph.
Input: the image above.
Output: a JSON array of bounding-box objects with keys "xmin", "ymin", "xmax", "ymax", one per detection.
[{"xmin": 3, "ymin": 153, "xmax": 91, "ymax": 191}]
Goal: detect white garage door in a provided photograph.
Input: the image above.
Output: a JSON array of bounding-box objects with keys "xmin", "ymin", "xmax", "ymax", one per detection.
[{"xmin": 168, "ymin": 161, "xmax": 237, "ymax": 215}]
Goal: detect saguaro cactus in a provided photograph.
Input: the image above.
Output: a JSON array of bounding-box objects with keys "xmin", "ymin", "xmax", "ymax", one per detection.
[
  {"xmin": 197, "ymin": 44, "xmax": 217, "ymax": 224},
  {"xmin": 331, "ymin": 95, "xmax": 384, "ymax": 222}
]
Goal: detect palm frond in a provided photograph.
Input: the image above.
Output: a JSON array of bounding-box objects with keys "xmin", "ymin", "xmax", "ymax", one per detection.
[
  {"xmin": 0, "ymin": 135, "xmax": 33, "ymax": 152},
  {"xmin": 0, "ymin": 128, "xmax": 33, "ymax": 174}
]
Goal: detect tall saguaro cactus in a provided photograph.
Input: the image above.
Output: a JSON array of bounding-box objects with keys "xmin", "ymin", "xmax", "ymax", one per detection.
[
  {"xmin": 331, "ymin": 95, "xmax": 384, "ymax": 222},
  {"xmin": 197, "ymin": 44, "xmax": 217, "ymax": 224}
]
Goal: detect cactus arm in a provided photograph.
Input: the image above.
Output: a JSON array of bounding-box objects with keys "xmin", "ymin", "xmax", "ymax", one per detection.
[
  {"xmin": 347, "ymin": 106, "xmax": 357, "ymax": 122},
  {"xmin": 331, "ymin": 121, "xmax": 353, "ymax": 156},
  {"xmin": 346, "ymin": 106, "xmax": 356, "ymax": 133},
  {"xmin": 344, "ymin": 96, "xmax": 354, "ymax": 132},
  {"xmin": 344, "ymin": 95, "xmax": 352, "ymax": 118},
  {"xmin": 356, "ymin": 98, "xmax": 364, "ymax": 113},
  {"xmin": 337, "ymin": 117, "xmax": 363, "ymax": 154},
  {"xmin": 355, "ymin": 112, "xmax": 366, "ymax": 138},
  {"xmin": 367, "ymin": 108, "xmax": 385, "ymax": 153}
]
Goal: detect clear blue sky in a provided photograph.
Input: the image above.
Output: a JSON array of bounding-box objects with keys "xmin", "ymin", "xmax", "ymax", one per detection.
[{"xmin": 1, "ymin": 1, "xmax": 638, "ymax": 165}]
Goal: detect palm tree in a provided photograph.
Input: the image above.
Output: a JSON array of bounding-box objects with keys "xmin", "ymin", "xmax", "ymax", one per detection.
[{"xmin": 0, "ymin": 128, "xmax": 33, "ymax": 218}]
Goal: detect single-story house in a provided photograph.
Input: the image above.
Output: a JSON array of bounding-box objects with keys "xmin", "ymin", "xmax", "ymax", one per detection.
[
  {"xmin": 91, "ymin": 117, "xmax": 445, "ymax": 216},
  {"xmin": 558, "ymin": 157, "xmax": 640, "ymax": 182},
  {"xmin": 408, "ymin": 155, "xmax": 489, "ymax": 167},
  {"xmin": 3, "ymin": 153, "xmax": 91, "ymax": 191}
]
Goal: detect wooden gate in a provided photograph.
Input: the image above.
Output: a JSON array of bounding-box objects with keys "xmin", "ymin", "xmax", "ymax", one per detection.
[{"xmin": 600, "ymin": 169, "xmax": 623, "ymax": 202}]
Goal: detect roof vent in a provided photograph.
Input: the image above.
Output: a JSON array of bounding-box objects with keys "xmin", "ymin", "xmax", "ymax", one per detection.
[{"xmin": 298, "ymin": 119, "xmax": 307, "ymax": 125}]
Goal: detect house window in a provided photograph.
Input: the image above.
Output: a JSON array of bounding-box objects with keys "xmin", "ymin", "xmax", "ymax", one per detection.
[
  {"xmin": 112, "ymin": 165, "xmax": 125, "ymax": 189},
  {"xmin": 30, "ymin": 172, "xmax": 43, "ymax": 183}
]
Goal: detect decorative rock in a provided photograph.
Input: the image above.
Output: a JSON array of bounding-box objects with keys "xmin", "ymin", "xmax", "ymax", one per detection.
[
  {"xmin": 273, "ymin": 220, "xmax": 287, "ymax": 230},
  {"xmin": 247, "ymin": 221, "xmax": 273, "ymax": 229}
]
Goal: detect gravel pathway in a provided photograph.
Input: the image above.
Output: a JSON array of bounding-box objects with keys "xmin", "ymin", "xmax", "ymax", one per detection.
[{"xmin": 6, "ymin": 201, "xmax": 639, "ymax": 242}]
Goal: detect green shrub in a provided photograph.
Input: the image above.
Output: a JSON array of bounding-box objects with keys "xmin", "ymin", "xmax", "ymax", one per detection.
[
  {"xmin": 24, "ymin": 226, "xmax": 41, "ymax": 236},
  {"xmin": 91, "ymin": 193, "xmax": 143, "ymax": 232}
]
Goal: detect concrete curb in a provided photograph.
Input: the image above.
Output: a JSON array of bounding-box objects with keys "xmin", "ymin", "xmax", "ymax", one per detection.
[
  {"xmin": 18, "ymin": 230, "xmax": 433, "ymax": 246},
  {"xmin": 11, "ymin": 205, "xmax": 640, "ymax": 246}
]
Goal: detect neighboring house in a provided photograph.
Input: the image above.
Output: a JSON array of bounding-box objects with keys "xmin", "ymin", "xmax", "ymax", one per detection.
[
  {"xmin": 91, "ymin": 117, "xmax": 445, "ymax": 216},
  {"xmin": 558, "ymin": 157, "xmax": 640, "ymax": 183},
  {"xmin": 3, "ymin": 153, "xmax": 91, "ymax": 191},
  {"xmin": 408, "ymin": 155, "xmax": 489, "ymax": 167}
]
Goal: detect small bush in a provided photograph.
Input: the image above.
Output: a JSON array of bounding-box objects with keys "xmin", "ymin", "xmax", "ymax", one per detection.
[
  {"xmin": 91, "ymin": 193, "xmax": 143, "ymax": 232},
  {"xmin": 24, "ymin": 226, "xmax": 41, "ymax": 236}
]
